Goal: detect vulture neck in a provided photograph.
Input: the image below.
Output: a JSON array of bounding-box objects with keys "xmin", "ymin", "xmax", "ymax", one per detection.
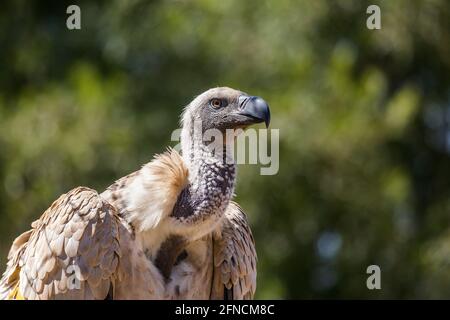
[{"xmin": 175, "ymin": 127, "xmax": 236, "ymax": 230}]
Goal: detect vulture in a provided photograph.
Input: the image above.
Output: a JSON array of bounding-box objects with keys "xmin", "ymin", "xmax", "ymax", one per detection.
[{"xmin": 0, "ymin": 87, "xmax": 270, "ymax": 300}]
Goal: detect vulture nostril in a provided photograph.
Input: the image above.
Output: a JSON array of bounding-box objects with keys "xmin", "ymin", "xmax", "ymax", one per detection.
[{"xmin": 238, "ymin": 95, "xmax": 249, "ymax": 110}]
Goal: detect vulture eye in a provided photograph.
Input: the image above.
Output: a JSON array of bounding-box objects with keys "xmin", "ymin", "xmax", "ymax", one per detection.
[{"xmin": 210, "ymin": 98, "xmax": 225, "ymax": 109}]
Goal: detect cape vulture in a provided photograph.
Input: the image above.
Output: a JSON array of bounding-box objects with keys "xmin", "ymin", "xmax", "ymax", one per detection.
[{"xmin": 0, "ymin": 87, "xmax": 270, "ymax": 300}]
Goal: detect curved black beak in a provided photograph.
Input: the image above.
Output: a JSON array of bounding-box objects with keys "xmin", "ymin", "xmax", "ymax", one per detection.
[{"xmin": 238, "ymin": 95, "xmax": 271, "ymax": 128}]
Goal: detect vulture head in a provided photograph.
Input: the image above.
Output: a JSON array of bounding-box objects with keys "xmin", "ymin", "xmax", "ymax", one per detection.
[
  {"xmin": 181, "ymin": 87, "xmax": 270, "ymax": 131},
  {"xmin": 180, "ymin": 87, "xmax": 270, "ymax": 165}
]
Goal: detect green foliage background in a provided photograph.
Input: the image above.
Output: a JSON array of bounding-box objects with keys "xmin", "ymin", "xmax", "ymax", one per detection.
[{"xmin": 0, "ymin": 0, "xmax": 449, "ymax": 298}]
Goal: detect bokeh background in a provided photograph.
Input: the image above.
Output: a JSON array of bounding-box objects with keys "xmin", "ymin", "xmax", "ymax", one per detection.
[{"xmin": 1, "ymin": 0, "xmax": 449, "ymax": 299}]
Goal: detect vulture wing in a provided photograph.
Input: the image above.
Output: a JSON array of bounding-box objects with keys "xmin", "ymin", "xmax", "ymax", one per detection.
[
  {"xmin": 210, "ymin": 202, "xmax": 257, "ymax": 300},
  {"xmin": 0, "ymin": 187, "xmax": 163, "ymax": 300}
]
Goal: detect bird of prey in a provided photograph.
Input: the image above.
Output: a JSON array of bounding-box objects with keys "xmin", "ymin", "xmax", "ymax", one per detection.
[{"xmin": 0, "ymin": 87, "xmax": 270, "ymax": 300}]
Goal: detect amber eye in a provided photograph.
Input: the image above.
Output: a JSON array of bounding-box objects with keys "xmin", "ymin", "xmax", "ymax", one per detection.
[{"xmin": 210, "ymin": 98, "xmax": 223, "ymax": 109}]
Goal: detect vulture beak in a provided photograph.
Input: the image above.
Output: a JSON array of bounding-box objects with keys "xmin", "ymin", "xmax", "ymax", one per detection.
[{"xmin": 238, "ymin": 95, "xmax": 271, "ymax": 128}]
